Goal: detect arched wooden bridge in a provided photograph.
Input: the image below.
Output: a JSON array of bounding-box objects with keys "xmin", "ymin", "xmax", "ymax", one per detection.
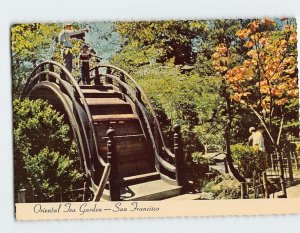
[{"xmin": 23, "ymin": 61, "xmax": 186, "ymax": 201}]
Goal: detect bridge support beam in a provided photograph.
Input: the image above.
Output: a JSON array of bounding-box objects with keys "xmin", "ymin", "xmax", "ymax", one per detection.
[
  {"xmin": 240, "ymin": 182, "xmax": 248, "ymax": 199},
  {"xmin": 173, "ymin": 124, "xmax": 185, "ymax": 187},
  {"xmin": 278, "ymin": 151, "xmax": 287, "ymax": 198},
  {"xmin": 94, "ymin": 67, "xmax": 101, "ymax": 85},
  {"xmin": 106, "ymin": 127, "xmax": 120, "ymax": 201},
  {"xmin": 106, "ymin": 68, "xmax": 113, "ymax": 84},
  {"xmin": 119, "ymin": 73, "xmax": 127, "ymax": 95}
]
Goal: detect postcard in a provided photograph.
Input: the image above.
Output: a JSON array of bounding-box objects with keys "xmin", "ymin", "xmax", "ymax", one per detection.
[{"xmin": 12, "ymin": 18, "xmax": 300, "ymax": 220}]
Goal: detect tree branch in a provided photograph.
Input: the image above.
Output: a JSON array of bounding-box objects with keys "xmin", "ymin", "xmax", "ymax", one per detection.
[{"xmin": 249, "ymin": 105, "xmax": 275, "ymax": 145}]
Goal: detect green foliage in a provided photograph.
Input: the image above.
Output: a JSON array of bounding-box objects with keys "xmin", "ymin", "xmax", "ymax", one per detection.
[
  {"xmin": 11, "ymin": 23, "xmax": 61, "ymax": 96},
  {"xmin": 185, "ymin": 152, "xmax": 217, "ymax": 191},
  {"xmin": 202, "ymin": 174, "xmax": 241, "ymax": 199},
  {"xmin": 189, "ymin": 152, "xmax": 211, "ymax": 177},
  {"xmin": 116, "ymin": 20, "xmax": 207, "ymax": 64},
  {"xmin": 196, "ymin": 19, "xmax": 256, "ymax": 145},
  {"xmin": 231, "ymin": 144, "xmax": 268, "ymax": 178},
  {"xmin": 23, "ymin": 147, "xmax": 83, "ymax": 200},
  {"xmin": 13, "ymin": 98, "xmax": 83, "ymax": 200}
]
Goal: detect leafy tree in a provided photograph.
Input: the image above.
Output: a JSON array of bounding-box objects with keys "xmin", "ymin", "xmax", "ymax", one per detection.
[
  {"xmin": 197, "ymin": 19, "xmax": 254, "ymax": 182},
  {"xmin": 111, "ymin": 21, "xmax": 226, "ymax": 158},
  {"xmin": 13, "ymin": 98, "xmax": 83, "ymax": 201},
  {"xmin": 116, "ymin": 20, "xmax": 207, "ymax": 65},
  {"xmin": 11, "ymin": 23, "xmax": 61, "ymax": 96},
  {"xmin": 214, "ymin": 18, "xmax": 298, "ymax": 151}
]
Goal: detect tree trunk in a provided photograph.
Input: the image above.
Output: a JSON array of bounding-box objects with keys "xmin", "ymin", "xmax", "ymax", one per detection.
[
  {"xmin": 221, "ymin": 80, "xmax": 246, "ymax": 183},
  {"xmin": 224, "ymin": 125, "xmax": 246, "ymax": 182}
]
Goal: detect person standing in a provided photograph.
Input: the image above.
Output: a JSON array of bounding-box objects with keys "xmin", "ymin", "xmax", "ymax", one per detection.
[
  {"xmin": 252, "ymin": 125, "xmax": 266, "ymax": 152},
  {"xmin": 252, "ymin": 125, "xmax": 268, "ymax": 172},
  {"xmin": 58, "ymin": 23, "xmax": 87, "ymax": 73},
  {"xmin": 248, "ymin": 126, "xmax": 256, "ymax": 146},
  {"xmin": 78, "ymin": 44, "xmax": 91, "ymax": 85}
]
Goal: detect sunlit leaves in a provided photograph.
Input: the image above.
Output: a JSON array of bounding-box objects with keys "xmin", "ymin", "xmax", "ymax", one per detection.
[
  {"xmin": 215, "ymin": 18, "xmax": 298, "ymax": 111},
  {"xmin": 116, "ymin": 20, "xmax": 207, "ymax": 64},
  {"xmin": 212, "ymin": 18, "xmax": 298, "ymax": 142},
  {"xmin": 11, "ymin": 23, "xmax": 61, "ymax": 96}
]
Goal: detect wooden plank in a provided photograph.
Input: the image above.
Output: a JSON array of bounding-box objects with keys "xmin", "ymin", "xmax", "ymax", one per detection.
[
  {"xmin": 94, "ymin": 120, "xmax": 142, "ymax": 137},
  {"xmin": 86, "ymin": 97, "xmax": 128, "ymax": 105},
  {"xmin": 118, "ymin": 159, "xmax": 156, "ymax": 177},
  {"xmin": 92, "ymin": 114, "xmax": 138, "ymax": 122},
  {"xmin": 99, "ymin": 142, "xmax": 150, "ymax": 160},
  {"xmin": 89, "ymin": 104, "xmax": 133, "ymax": 115}
]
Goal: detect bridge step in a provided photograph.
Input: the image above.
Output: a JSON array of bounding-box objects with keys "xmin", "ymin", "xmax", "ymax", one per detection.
[
  {"xmin": 100, "ymin": 138, "xmax": 155, "ymax": 177},
  {"xmin": 92, "ymin": 114, "xmax": 138, "ymax": 122},
  {"xmin": 89, "ymin": 103, "xmax": 133, "ymax": 115},
  {"xmin": 102, "ymin": 179, "xmax": 182, "ymax": 201},
  {"xmin": 94, "ymin": 118, "xmax": 142, "ymax": 137},
  {"xmin": 122, "ymin": 172, "xmax": 160, "ymax": 186},
  {"xmin": 86, "ymin": 97, "xmax": 128, "ymax": 105},
  {"xmin": 119, "ymin": 160, "xmax": 155, "ymax": 177},
  {"xmin": 79, "ymin": 85, "xmax": 113, "ymax": 91},
  {"xmin": 99, "ymin": 136, "xmax": 148, "ymax": 160},
  {"xmin": 81, "ymin": 89, "xmax": 121, "ymax": 98}
]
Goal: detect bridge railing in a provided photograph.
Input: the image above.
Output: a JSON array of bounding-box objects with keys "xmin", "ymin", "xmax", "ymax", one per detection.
[
  {"xmin": 89, "ymin": 65, "xmax": 185, "ymax": 185},
  {"xmin": 23, "ymin": 60, "xmax": 110, "ymax": 200}
]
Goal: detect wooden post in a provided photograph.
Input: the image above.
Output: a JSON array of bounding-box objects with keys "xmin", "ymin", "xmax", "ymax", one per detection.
[
  {"xmin": 173, "ymin": 124, "xmax": 185, "ymax": 187},
  {"xmin": 60, "ymin": 189, "xmax": 63, "ymax": 202},
  {"xmin": 224, "ymin": 158, "xmax": 229, "ymax": 174},
  {"xmin": 286, "ymin": 150, "xmax": 294, "ymax": 182},
  {"xmin": 32, "ymin": 188, "xmax": 35, "ymax": 202},
  {"xmin": 271, "ymin": 152, "xmax": 276, "ymax": 171},
  {"xmin": 60, "ymin": 69, "xmax": 66, "ymax": 81},
  {"xmin": 119, "ymin": 73, "xmax": 127, "ymax": 94},
  {"xmin": 241, "ymin": 182, "xmax": 247, "ymax": 199},
  {"xmin": 295, "ymin": 151, "xmax": 300, "ymax": 170},
  {"xmin": 82, "ymin": 182, "xmax": 87, "ymax": 202},
  {"xmin": 136, "ymin": 88, "xmax": 142, "ymax": 102},
  {"xmin": 18, "ymin": 189, "xmax": 26, "ymax": 203},
  {"xmin": 262, "ymin": 172, "xmax": 270, "ymax": 198},
  {"xmin": 135, "ymin": 88, "xmax": 142, "ymax": 119},
  {"xmin": 49, "ymin": 63, "xmax": 54, "ymax": 72},
  {"xmin": 106, "ymin": 67, "xmax": 112, "ymax": 84},
  {"xmin": 39, "ymin": 64, "xmax": 45, "ymax": 82},
  {"xmin": 48, "ymin": 63, "xmax": 56, "ymax": 82},
  {"xmin": 277, "ymin": 151, "xmax": 287, "ymax": 198},
  {"xmin": 106, "ymin": 127, "xmax": 120, "ymax": 201},
  {"xmin": 253, "ymin": 171, "xmax": 257, "ymax": 198},
  {"xmin": 94, "ymin": 67, "xmax": 101, "ymax": 85},
  {"xmin": 258, "ymin": 173, "xmax": 264, "ymax": 197}
]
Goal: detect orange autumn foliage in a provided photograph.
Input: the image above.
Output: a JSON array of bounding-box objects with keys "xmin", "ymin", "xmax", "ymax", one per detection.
[{"xmin": 213, "ymin": 18, "xmax": 298, "ymax": 114}]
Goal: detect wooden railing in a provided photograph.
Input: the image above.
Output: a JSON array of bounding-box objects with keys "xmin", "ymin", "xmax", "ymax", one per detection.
[
  {"xmin": 89, "ymin": 65, "xmax": 185, "ymax": 186},
  {"xmin": 23, "ymin": 60, "xmax": 110, "ymax": 200}
]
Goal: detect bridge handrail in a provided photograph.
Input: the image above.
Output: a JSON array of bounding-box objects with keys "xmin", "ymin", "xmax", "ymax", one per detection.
[
  {"xmin": 24, "ymin": 60, "xmax": 107, "ymax": 166},
  {"xmin": 90, "ymin": 64, "xmax": 175, "ymax": 159},
  {"xmin": 23, "ymin": 61, "xmax": 110, "ymax": 197},
  {"xmin": 103, "ymin": 73, "xmax": 176, "ymax": 173},
  {"xmin": 26, "ymin": 70, "xmax": 93, "ymax": 175}
]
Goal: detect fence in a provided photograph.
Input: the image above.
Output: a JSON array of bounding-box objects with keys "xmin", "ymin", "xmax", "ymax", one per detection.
[
  {"xmin": 240, "ymin": 148, "xmax": 300, "ymax": 199},
  {"xmin": 17, "ymin": 182, "xmax": 90, "ymax": 203}
]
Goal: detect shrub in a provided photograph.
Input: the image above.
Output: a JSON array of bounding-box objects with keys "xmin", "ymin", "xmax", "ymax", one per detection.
[
  {"xmin": 13, "ymin": 98, "xmax": 84, "ymax": 201},
  {"xmin": 231, "ymin": 143, "xmax": 268, "ymax": 178},
  {"xmin": 185, "ymin": 152, "xmax": 217, "ymax": 190},
  {"xmin": 202, "ymin": 174, "xmax": 241, "ymax": 199},
  {"xmin": 23, "ymin": 147, "xmax": 83, "ymax": 200}
]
